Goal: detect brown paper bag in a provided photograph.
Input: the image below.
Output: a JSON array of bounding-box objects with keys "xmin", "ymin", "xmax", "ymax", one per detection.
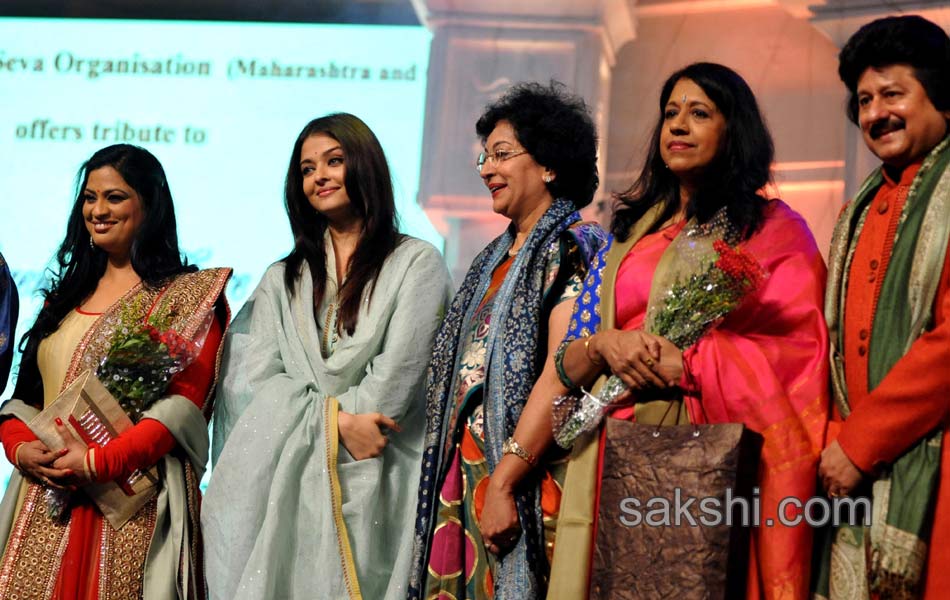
[
  {"xmin": 590, "ymin": 416, "xmax": 761, "ymax": 600},
  {"xmin": 28, "ymin": 370, "xmax": 159, "ymax": 529}
]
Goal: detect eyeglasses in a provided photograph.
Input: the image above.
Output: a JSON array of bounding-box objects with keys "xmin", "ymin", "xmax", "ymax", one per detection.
[{"xmin": 476, "ymin": 148, "xmax": 528, "ymax": 172}]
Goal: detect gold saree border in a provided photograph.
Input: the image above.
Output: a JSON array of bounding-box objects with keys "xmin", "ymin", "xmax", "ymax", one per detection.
[
  {"xmin": 0, "ymin": 482, "xmax": 71, "ymax": 599},
  {"xmin": 183, "ymin": 460, "xmax": 206, "ymax": 600},
  {"xmin": 324, "ymin": 396, "xmax": 364, "ymax": 600},
  {"xmin": 98, "ymin": 498, "xmax": 157, "ymax": 600}
]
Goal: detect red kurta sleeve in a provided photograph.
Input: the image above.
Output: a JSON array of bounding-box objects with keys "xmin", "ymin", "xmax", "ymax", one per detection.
[
  {"xmin": 0, "ymin": 417, "xmax": 39, "ymax": 466},
  {"xmin": 92, "ymin": 314, "xmax": 223, "ymax": 483},
  {"xmin": 836, "ymin": 245, "xmax": 950, "ymax": 473}
]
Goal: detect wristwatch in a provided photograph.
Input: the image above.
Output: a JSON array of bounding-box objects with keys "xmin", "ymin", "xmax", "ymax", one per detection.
[{"xmin": 503, "ymin": 437, "xmax": 539, "ymax": 468}]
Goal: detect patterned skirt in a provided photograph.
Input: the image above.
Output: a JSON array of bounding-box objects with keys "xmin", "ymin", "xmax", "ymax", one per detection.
[{"xmin": 424, "ymin": 405, "xmax": 565, "ymax": 599}]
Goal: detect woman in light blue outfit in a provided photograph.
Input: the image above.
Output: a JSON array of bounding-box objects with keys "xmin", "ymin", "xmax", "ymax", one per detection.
[{"xmin": 202, "ymin": 113, "xmax": 452, "ymax": 600}]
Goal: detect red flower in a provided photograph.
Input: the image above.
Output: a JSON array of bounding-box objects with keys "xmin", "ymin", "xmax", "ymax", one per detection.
[
  {"xmin": 158, "ymin": 329, "xmax": 198, "ymax": 359},
  {"xmin": 714, "ymin": 240, "xmax": 766, "ymax": 290},
  {"xmin": 145, "ymin": 325, "xmax": 162, "ymax": 343}
]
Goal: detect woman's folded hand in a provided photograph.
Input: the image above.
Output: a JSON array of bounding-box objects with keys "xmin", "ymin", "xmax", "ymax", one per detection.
[
  {"xmin": 645, "ymin": 333, "xmax": 684, "ymax": 387},
  {"xmin": 590, "ymin": 329, "xmax": 667, "ymax": 390},
  {"xmin": 19, "ymin": 439, "xmax": 74, "ymax": 489},
  {"xmin": 479, "ymin": 476, "xmax": 521, "ymax": 556},
  {"xmin": 338, "ymin": 411, "xmax": 401, "ymax": 460}
]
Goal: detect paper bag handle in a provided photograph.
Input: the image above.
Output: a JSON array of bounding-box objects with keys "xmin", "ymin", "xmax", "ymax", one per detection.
[{"xmin": 652, "ymin": 365, "xmax": 706, "ymax": 438}]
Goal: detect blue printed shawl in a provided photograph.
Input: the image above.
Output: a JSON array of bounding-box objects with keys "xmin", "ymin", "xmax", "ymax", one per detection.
[{"xmin": 408, "ymin": 198, "xmax": 604, "ymax": 599}]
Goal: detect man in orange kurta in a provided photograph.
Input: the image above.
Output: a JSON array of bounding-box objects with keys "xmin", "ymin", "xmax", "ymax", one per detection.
[{"xmin": 816, "ymin": 15, "xmax": 950, "ymax": 600}]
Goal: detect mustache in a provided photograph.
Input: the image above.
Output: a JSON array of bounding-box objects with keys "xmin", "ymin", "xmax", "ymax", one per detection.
[{"xmin": 869, "ymin": 117, "xmax": 905, "ymax": 139}]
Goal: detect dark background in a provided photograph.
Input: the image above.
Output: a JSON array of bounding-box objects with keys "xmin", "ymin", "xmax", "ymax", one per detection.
[{"xmin": 0, "ymin": 0, "xmax": 420, "ymax": 24}]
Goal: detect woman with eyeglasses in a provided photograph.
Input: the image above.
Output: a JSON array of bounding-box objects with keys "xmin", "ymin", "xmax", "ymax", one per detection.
[
  {"xmin": 408, "ymin": 82, "xmax": 606, "ymax": 600},
  {"xmin": 203, "ymin": 113, "xmax": 452, "ymax": 600}
]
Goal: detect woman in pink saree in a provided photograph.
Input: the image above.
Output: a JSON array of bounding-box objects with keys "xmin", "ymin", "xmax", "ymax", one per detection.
[{"xmin": 545, "ymin": 63, "xmax": 830, "ymax": 599}]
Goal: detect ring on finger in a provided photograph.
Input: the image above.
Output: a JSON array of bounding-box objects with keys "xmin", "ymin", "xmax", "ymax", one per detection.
[{"xmin": 644, "ymin": 357, "xmax": 655, "ymax": 367}]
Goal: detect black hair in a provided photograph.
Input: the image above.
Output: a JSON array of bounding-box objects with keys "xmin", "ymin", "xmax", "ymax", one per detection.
[
  {"xmin": 282, "ymin": 112, "xmax": 401, "ymax": 336},
  {"xmin": 16, "ymin": 144, "xmax": 194, "ymax": 406},
  {"xmin": 839, "ymin": 15, "xmax": 950, "ymax": 125},
  {"xmin": 475, "ymin": 81, "xmax": 599, "ymax": 208},
  {"xmin": 612, "ymin": 62, "xmax": 772, "ymax": 242}
]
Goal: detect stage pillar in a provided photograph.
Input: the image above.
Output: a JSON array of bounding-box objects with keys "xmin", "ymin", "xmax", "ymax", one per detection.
[{"xmin": 412, "ymin": 0, "xmax": 636, "ymax": 282}]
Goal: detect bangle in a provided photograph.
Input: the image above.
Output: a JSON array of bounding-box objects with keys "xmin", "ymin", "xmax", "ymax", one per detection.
[
  {"xmin": 82, "ymin": 450, "xmax": 92, "ymax": 482},
  {"xmin": 584, "ymin": 334, "xmax": 603, "ymax": 365},
  {"xmin": 87, "ymin": 448, "xmax": 98, "ymax": 481},
  {"xmin": 13, "ymin": 442, "xmax": 25, "ymax": 470},
  {"xmin": 503, "ymin": 437, "xmax": 539, "ymax": 468},
  {"xmin": 554, "ymin": 339, "xmax": 579, "ymax": 390}
]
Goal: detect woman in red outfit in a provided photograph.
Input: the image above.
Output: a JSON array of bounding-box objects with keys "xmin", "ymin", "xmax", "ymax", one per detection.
[{"xmin": 0, "ymin": 144, "xmax": 230, "ymax": 599}]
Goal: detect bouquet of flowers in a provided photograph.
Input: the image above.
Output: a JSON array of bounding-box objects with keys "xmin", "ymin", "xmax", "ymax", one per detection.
[
  {"xmin": 41, "ymin": 309, "xmax": 213, "ymax": 523},
  {"xmin": 97, "ymin": 316, "xmax": 210, "ymax": 421},
  {"xmin": 552, "ymin": 217, "xmax": 767, "ymax": 448}
]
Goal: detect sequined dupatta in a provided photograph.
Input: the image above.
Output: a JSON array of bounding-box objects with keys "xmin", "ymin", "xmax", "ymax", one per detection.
[{"xmin": 0, "ymin": 268, "xmax": 230, "ymax": 600}]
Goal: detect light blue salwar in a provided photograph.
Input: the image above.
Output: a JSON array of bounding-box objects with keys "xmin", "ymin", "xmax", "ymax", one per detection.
[{"xmin": 203, "ymin": 237, "xmax": 451, "ymax": 600}]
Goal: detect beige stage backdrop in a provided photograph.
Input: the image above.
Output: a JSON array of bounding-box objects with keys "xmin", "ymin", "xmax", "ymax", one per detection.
[{"xmin": 408, "ymin": 0, "xmax": 950, "ymax": 282}]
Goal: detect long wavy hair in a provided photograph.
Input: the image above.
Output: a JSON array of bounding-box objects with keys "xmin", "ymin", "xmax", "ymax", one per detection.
[
  {"xmin": 16, "ymin": 144, "xmax": 194, "ymax": 405},
  {"xmin": 282, "ymin": 113, "xmax": 401, "ymax": 336},
  {"xmin": 612, "ymin": 62, "xmax": 773, "ymax": 242}
]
